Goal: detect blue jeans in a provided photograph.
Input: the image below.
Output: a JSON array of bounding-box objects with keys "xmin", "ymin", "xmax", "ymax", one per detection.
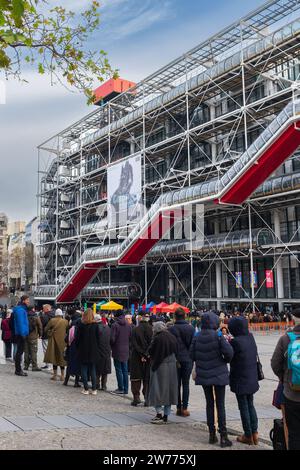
[
  {"xmin": 81, "ymin": 363, "xmax": 97, "ymax": 391},
  {"xmin": 177, "ymin": 361, "xmax": 193, "ymax": 410},
  {"xmin": 236, "ymin": 394, "xmax": 258, "ymax": 437},
  {"xmin": 155, "ymin": 405, "xmax": 171, "ymax": 417},
  {"xmin": 114, "ymin": 359, "xmax": 128, "ymax": 393}
]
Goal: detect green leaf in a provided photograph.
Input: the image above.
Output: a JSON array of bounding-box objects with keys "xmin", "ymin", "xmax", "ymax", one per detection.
[
  {"xmin": 0, "ymin": 49, "xmax": 11, "ymax": 68},
  {"xmin": 12, "ymin": 0, "xmax": 25, "ymax": 27},
  {"xmin": 38, "ymin": 63, "xmax": 45, "ymax": 74}
]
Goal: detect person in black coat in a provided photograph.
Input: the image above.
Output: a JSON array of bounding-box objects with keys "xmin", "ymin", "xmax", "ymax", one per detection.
[
  {"xmin": 169, "ymin": 308, "xmax": 195, "ymax": 416},
  {"xmin": 75, "ymin": 309, "xmax": 101, "ymax": 395},
  {"xmin": 130, "ymin": 313, "xmax": 153, "ymax": 406},
  {"xmin": 190, "ymin": 312, "xmax": 233, "ymax": 448},
  {"xmin": 228, "ymin": 316, "xmax": 259, "ymax": 446},
  {"xmin": 94, "ymin": 315, "xmax": 112, "ymax": 391}
]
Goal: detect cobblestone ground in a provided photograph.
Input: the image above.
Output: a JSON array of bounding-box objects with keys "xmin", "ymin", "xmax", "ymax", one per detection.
[{"xmin": 0, "ymin": 332, "xmax": 281, "ymax": 450}]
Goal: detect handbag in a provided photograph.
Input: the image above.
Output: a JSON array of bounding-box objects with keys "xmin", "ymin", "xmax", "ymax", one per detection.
[
  {"xmin": 257, "ymin": 355, "xmax": 264, "ymax": 381},
  {"xmin": 272, "ymin": 382, "xmax": 284, "ymax": 410}
]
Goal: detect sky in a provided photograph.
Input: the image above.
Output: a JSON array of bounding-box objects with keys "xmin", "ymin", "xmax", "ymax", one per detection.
[{"xmin": 0, "ymin": 0, "xmax": 282, "ymax": 221}]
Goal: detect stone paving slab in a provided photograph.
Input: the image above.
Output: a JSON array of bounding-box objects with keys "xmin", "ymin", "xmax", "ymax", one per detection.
[
  {"xmin": 0, "ymin": 417, "xmax": 22, "ymax": 432},
  {"xmin": 39, "ymin": 415, "xmax": 90, "ymax": 429},
  {"xmin": 6, "ymin": 416, "xmax": 55, "ymax": 431},
  {"xmin": 70, "ymin": 414, "xmax": 119, "ymax": 428},
  {"xmin": 122, "ymin": 411, "xmax": 155, "ymax": 424},
  {"xmin": 100, "ymin": 412, "xmax": 145, "ymax": 426}
]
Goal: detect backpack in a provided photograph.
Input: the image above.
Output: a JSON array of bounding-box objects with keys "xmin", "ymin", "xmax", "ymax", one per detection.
[
  {"xmin": 287, "ymin": 332, "xmax": 300, "ymax": 391},
  {"xmin": 269, "ymin": 419, "xmax": 287, "ymax": 450}
]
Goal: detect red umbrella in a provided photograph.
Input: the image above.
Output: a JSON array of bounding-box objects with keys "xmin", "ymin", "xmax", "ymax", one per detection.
[
  {"xmin": 150, "ymin": 302, "xmax": 169, "ymax": 313},
  {"xmin": 161, "ymin": 302, "xmax": 190, "ymax": 314}
]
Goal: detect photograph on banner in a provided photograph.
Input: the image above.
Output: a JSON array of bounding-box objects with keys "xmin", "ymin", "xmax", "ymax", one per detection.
[
  {"xmin": 250, "ymin": 270, "xmax": 258, "ymax": 288},
  {"xmin": 265, "ymin": 269, "xmax": 274, "ymax": 288},
  {"xmin": 107, "ymin": 154, "xmax": 143, "ymax": 232},
  {"xmin": 235, "ymin": 272, "xmax": 242, "ymax": 289}
]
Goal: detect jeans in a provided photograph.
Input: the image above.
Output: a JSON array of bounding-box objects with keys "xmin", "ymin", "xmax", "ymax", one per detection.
[
  {"xmin": 42, "ymin": 339, "xmax": 49, "ymax": 366},
  {"xmin": 114, "ymin": 359, "xmax": 128, "ymax": 393},
  {"xmin": 202, "ymin": 385, "xmax": 227, "ymax": 434},
  {"xmin": 177, "ymin": 361, "xmax": 193, "ymax": 410},
  {"xmin": 81, "ymin": 363, "xmax": 97, "ymax": 391},
  {"xmin": 15, "ymin": 336, "xmax": 25, "ymax": 373},
  {"xmin": 236, "ymin": 394, "xmax": 258, "ymax": 437},
  {"xmin": 284, "ymin": 397, "xmax": 300, "ymax": 450},
  {"xmin": 155, "ymin": 405, "xmax": 171, "ymax": 417},
  {"xmin": 4, "ymin": 341, "xmax": 12, "ymax": 359}
]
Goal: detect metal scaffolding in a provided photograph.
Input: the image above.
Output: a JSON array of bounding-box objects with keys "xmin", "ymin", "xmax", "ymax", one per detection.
[{"xmin": 36, "ymin": 0, "xmax": 300, "ymax": 312}]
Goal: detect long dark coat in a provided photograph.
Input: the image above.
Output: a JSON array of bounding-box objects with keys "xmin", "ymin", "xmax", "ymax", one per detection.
[
  {"xmin": 148, "ymin": 330, "xmax": 178, "ymax": 407},
  {"xmin": 130, "ymin": 321, "xmax": 153, "ymax": 380},
  {"xmin": 228, "ymin": 317, "xmax": 259, "ymax": 396},
  {"xmin": 96, "ymin": 323, "xmax": 112, "ymax": 376},
  {"xmin": 75, "ymin": 322, "xmax": 101, "ymax": 365}
]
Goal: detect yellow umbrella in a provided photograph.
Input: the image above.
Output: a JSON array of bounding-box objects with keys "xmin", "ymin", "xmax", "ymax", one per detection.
[{"xmin": 100, "ymin": 300, "xmax": 123, "ymax": 311}]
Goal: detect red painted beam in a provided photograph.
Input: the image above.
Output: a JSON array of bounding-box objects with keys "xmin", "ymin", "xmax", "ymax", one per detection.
[
  {"xmin": 119, "ymin": 210, "xmax": 178, "ymax": 265},
  {"xmin": 218, "ymin": 123, "xmax": 300, "ymax": 205},
  {"xmin": 57, "ymin": 262, "xmax": 104, "ymax": 303}
]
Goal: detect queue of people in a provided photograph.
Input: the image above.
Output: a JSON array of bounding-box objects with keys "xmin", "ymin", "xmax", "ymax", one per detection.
[{"xmin": 1, "ymin": 297, "xmax": 300, "ymax": 450}]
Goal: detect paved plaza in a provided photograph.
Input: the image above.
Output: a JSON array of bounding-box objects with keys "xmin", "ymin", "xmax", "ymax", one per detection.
[{"xmin": 0, "ymin": 332, "xmax": 281, "ymax": 450}]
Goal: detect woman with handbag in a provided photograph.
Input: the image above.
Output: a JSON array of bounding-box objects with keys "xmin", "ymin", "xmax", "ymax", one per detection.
[
  {"xmin": 44, "ymin": 309, "xmax": 69, "ymax": 381},
  {"xmin": 228, "ymin": 316, "xmax": 260, "ymax": 446}
]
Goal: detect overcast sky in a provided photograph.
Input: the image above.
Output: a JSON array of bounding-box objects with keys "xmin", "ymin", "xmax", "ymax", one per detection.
[{"xmin": 0, "ymin": 0, "xmax": 274, "ymax": 222}]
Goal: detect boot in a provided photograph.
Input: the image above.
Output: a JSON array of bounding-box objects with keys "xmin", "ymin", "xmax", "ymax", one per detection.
[
  {"xmin": 181, "ymin": 409, "xmax": 190, "ymax": 417},
  {"xmin": 96, "ymin": 376, "xmax": 101, "ymax": 391},
  {"xmin": 237, "ymin": 435, "xmax": 254, "ymax": 445},
  {"xmin": 63, "ymin": 372, "xmax": 70, "ymax": 386},
  {"xmin": 252, "ymin": 432, "xmax": 259, "ymax": 445},
  {"xmin": 101, "ymin": 375, "xmax": 107, "ymax": 391},
  {"xmin": 220, "ymin": 433, "xmax": 232, "ymax": 448},
  {"xmin": 50, "ymin": 371, "xmax": 57, "ymax": 381},
  {"xmin": 176, "ymin": 407, "xmax": 182, "ymax": 416},
  {"xmin": 209, "ymin": 430, "xmax": 218, "ymax": 444}
]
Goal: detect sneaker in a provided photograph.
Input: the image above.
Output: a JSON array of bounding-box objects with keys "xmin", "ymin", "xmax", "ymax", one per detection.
[
  {"xmin": 111, "ymin": 389, "xmax": 125, "ymax": 395},
  {"xmin": 91, "ymin": 390, "xmax": 97, "ymax": 396},
  {"xmin": 41, "ymin": 365, "xmax": 48, "ymax": 370},
  {"xmin": 15, "ymin": 371, "xmax": 28, "ymax": 377},
  {"xmin": 150, "ymin": 414, "xmax": 163, "ymax": 424},
  {"xmin": 81, "ymin": 389, "xmax": 89, "ymax": 395}
]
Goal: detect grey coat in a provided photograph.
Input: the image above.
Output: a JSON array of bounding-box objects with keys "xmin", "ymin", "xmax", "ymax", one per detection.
[
  {"xmin": 271, "ymin": 324, "xmax": 300, "ymax": 402},
  {"xmin": 148, "ymin": 354, "xmax": 178, "ymax": 407}
]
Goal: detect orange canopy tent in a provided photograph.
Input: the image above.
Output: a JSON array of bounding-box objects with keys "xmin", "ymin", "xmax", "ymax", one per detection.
[
  {"xmin": 150, "ymin": 302, "xmax": 169, "ymax": 313},
  {"xmin": 160, "ymin": 302, "xmax": 190, "ymax": 314}
]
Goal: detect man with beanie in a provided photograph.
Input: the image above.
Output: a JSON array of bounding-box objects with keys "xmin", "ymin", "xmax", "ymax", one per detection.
[
  {"xmin": 130, "ymin": 312, "xmax": 153, "ymax": 406},
  {"xmin": 169, "ymin": 307, "xmax": 195, "ymax": 417},
  {"xmin": 13, "ymin": 295, "xmax": 30, "ymax": 376},
  {"xmin": 271, "ymin": 308, "xmax": 300, "ymax": 450},
  {"xmin": 110, "ymin": 311, "xmax": 132, "ymax": 395}
]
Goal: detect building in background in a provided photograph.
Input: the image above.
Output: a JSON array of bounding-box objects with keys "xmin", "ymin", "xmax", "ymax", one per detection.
[
  {"xmin": 0, "ymin": 213, "xmax": 8, "ymax": 293},
  {"xmin": 25, "ymin": 217, "xmax": 39, "ymax": 290},
  {"xmin": 36, "ymin": 1, "xmax": 300, "ymax": 313},
  {"xmin": 7, "ymin": 221, "xmax": 26, "ymax": 291}
]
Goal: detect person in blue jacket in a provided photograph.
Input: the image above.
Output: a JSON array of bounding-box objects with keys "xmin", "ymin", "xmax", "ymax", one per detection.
[
  {"xmin": 190, "ymin": 311, "xmax": 234, "ymax": 448},
  {"xmin": 13, "ymin": 295, "xmax": 30, "ymax": 376},
  {"xmin": 228, "ymin": 316, "xmax": 259, "ymax": 446}
]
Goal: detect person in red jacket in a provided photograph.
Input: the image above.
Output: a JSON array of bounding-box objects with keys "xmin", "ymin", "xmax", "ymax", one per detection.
[{"xmin": 1, "ymin": 309, "xmax": 12, "ymax": 359}]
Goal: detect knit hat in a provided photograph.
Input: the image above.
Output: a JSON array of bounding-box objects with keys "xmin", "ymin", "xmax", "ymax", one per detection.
[
  {"xmin": 153, "ymin": 321, "xmax": 167, "ymax": 335},
  {"xmin": 55, "ymin": 308, "xmax": 63, "ymax": 317}
]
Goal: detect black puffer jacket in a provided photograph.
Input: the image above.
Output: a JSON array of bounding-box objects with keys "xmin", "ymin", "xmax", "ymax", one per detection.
[
  {"xmin": 190, "ymin": 312, "xmax": 233, "ymax": 386},
  {"xmin": 75, "ymin": 322, "xmax": 101, "ymax": 364},
  {"xmin": 228, "ymin": 317, "xmax": 259, "ymax": 396},
  {"xmin": 169, "ymin": 320, "xmax": 194, "ymax": 363}
]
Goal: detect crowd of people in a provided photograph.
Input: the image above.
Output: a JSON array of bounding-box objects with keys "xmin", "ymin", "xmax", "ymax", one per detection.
[{"xmin": 0, "ymin": 296, "xmax": 300, "ymax": 450}]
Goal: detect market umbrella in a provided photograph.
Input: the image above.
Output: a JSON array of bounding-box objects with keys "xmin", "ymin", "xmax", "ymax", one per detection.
[
  {"xmin": 100, "ymin": 300, "xmax": 124, "ymax": 311},
  {"xmin": 161, "ymin": 302, "xmax": 190, "ymax": 314}
]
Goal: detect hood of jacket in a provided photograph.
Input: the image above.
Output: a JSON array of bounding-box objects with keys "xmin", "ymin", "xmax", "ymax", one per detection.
[
  {"xmin": 200, "ymin": 312, "xmax": 219, "ymax": 330},
  {"xmin": 116, "ymin": 315, "xmax": 126, "ymax": 326},
  {"xmin": 228, "ymin": 316, "xmax": 249, "ymax": 337}
]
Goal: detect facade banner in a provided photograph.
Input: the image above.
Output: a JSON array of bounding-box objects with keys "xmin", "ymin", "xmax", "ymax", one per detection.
[
  {"xmin": 107, "ymin": 154, "xmax": 142, "ymax": 229},
  {"xmin": 250, "ymin": 270, "xmax": 258, "ymax": 288},
  {"xmin": 265, "ymin": 270, "xmax": 274, "ymax": 288},
  {"xmin": 235, "ymin": 272, "xmax": 242, "ymax": 289}
]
